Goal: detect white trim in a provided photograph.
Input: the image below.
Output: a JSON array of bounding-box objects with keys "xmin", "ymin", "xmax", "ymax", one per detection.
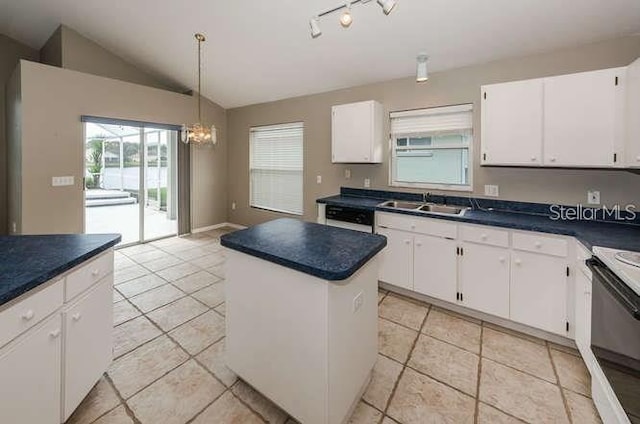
[
  {"xmin": 191, "ymin": 222, "xmax": 247, "ymax": 233},
  {"xmin": 390, "ymin": 103, "xmax": 473, "ymax": 119}
]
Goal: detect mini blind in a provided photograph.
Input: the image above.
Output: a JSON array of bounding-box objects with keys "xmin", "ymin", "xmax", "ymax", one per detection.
[
  {"xmin": 250, "ymin": 122, "xmax": 304, "ymax": 215},
  {"xmin": 390, "ymin": 104, "xmax": 473, "ymax": 135}
]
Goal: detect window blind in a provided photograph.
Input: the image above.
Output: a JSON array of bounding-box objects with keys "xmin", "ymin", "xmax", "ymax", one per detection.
[
  {"xmin": 250, "ymin": 123, "xmax": 303, "ymax": 215},
  {"xmin": 390, "ymin": 104, "xmax": 473, "ymax": 135}
]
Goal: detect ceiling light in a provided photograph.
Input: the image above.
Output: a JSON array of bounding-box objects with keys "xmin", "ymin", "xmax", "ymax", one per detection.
[
  {"xmin": 377, "ymin": 0, "xmax": 397, "ymax": 15},
  {"xmin": 182, "ymin": 33, "xmax": 217, "ymax": 146},
  {"xmin": 416, "ymin": 54, "xmax": 429, "ymax": 82},
  {"xmin": 309, "ymin": 17, "xmax": 322, "ymax": 38},
  {"xmin": 340, "ymin": 3, "xmax": 353, "ymax": 27}
]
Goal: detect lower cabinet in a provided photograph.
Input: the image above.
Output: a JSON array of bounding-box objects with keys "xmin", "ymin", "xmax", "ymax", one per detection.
[
  {"xmin": 63, "ymin": 277, "xmax": 114, "ymax": 421},
  {"xmin": 574, "ymin": 267, "xmax": 592, "ymax": 355},
  {"xmin": 510, "ymin": 251, "xmax": 568, "ymax": 335},
  {"xmin": 413, "ymin": 234, "xmax": 457, "ymax": 302},
  {"xmin": 377, "ymin": 227, "xmax": 413, "ymax": 290},
  {"xmin": 459, "ymin": 243, "xmax": 510, "ymax": 318},
  {"xmin": 0, "ymin": 314, "xmax": 62, "ymax": 424}
]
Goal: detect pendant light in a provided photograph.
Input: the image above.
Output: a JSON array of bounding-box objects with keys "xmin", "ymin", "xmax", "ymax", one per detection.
[
  {"xmin": 416, "ymin": 54, "xmax": 429, "ymax": 83},
  {"xmin": 182, "ymin": 33, "xmax": 217, "ymax": 146}
]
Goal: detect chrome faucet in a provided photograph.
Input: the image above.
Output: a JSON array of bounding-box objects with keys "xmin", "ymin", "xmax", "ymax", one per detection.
[{"xmin": 423, "ymin": 192, "xmax": 431, "ymax": 203}]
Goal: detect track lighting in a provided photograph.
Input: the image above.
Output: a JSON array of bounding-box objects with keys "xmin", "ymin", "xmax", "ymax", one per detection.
[
  {"xmin": 377, "ymin": 0, "xmax": 397, "ymax": 15},
  {"xmin": 340, "ymin": 3, "xmax": 353, "ymax": 27},
  {"xmin": 309, "ymin": 0, "xmax": 397, "ymax": 38},
  {"xmin": 309, "ymin": 17, "xmax": 322, "ymax": 38},
  {"xmin": 416, "ymin": 54, "xmax": 429, "ymax": 83}
]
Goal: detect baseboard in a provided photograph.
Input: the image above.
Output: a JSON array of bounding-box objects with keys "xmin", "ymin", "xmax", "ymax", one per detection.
[{"xmin": 191, "ymin": 222, "xmax": 247, "ymax": 233}]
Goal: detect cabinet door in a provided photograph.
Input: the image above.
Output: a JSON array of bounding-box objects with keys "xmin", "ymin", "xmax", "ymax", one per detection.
[
  {"xmin": 413, "ymin": 234, "xmax": 457, "ymax": 303},
  {"xmin": 544, "ymin": 68, "xmax": 623, "ymax": 167},
  {"xmin": 376, "ymin": 228, "xmax": 413, "ymax": 290},
  {"xmin": 0, "ymin": 314, "xmax": 61, "ymax": 424},
  {"xmin": 64, "ymin": 277, "xmax": 114, "ymax": 421},
  {"xmin": 511, "ymin": 252, "xmax": 567, "ymax": 335},
  {"xmin": 627, "ymin": 57, "xmax": 640, "ymax": 168},
  {"xmin": 459, "ymin": 243, "xmax": 510, "ymax": 318},
  {"xmin": 574, "ymin": 269, "xmax": 592, "ymax": 356},
  {"xmin": 332, "ymin": 102, "xmax": 373, "ymax": 163},
  {"xmin": 481, "ymin": 79, "xmax": 543, "ymax": 166}
]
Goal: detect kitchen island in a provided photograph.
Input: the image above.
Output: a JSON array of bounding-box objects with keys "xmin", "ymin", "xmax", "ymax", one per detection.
[{"xmin": 220, "ymin": 218, "xmax": 386, "ymax": 424}]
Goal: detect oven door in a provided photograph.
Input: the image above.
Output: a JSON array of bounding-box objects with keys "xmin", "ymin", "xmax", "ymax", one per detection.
[{"xmin": 587, "ymin": 257, "xmax": 640, "ymax": 422}]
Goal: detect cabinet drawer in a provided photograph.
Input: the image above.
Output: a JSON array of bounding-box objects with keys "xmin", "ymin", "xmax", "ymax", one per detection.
[
  {"xmin": 376, "ymin": 212, "xmax": 415, "ymax": 232},
  {"xmin": 512, "ymin": 233, "xmax": 568, "ymax": 257},
  {"xmin": 376, "ymin": 212, "xmax": 457, "ymax": 239},
  {"xmin": 0, "ymin": 279, "xmax": 63, "ymax": 348},
  {"xmin": 461, "ymin": 225, "xmax": 509, "ymax": 248},
  {"xmin": 65, "ymin": 251, "xmax": 114, "ymax": 301}
]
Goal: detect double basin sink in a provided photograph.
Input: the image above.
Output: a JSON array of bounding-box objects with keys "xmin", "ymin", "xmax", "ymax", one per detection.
[{"xmin": 378, "ymin": 200, "xmax": 468, "ymax": 216}]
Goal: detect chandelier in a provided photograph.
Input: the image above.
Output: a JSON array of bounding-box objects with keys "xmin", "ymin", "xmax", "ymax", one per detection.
[{"xmin": 182, "ymin": 33, "xmax": 217, "ymax": 146}]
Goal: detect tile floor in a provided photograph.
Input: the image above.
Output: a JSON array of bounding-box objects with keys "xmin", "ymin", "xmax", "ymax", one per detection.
[{"xmin": 67, "ymin": 228, "xmax": 602, "ymax": 424}]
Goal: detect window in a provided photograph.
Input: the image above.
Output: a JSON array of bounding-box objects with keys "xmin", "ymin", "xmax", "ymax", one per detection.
[
  {"xmin": 390, "ymin": 104, "xmax": 473, "ymax": 191},
  {"xmin": 250, "ymin": 122, "xmax": 303, "ymax": 215}
]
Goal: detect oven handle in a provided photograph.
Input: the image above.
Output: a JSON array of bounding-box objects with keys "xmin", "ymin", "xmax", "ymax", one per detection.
[{"xmin": 587, "ymin": 257, "xmax": 640, "ymax": 321}]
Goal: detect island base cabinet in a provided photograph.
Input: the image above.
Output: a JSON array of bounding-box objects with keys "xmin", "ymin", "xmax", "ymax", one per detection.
[
  {"xmin": 510, "ymin": 252, "xmax": 567, "ymax": 335},
  {"xmin": 0, "ymin": 314, "xmax": 62, "ymax": 424},
  {"xmin": 377, "ymin": 227, "xmax": 413, "ymax": 290},
  {"xmin": 413, "ymin": 234, "xmax": 457, "ymax": 303},
  {"xmin": 63, "ymin": 276, "xmax": 114, "ymax": 421}
]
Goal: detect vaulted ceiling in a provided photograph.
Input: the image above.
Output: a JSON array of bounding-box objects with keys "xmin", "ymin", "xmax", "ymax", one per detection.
[{"xmin": 2, "ymin": 0, "xmax": 640, "ymax": 108}]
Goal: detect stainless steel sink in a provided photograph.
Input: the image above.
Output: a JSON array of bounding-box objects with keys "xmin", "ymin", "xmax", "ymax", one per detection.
[
  {"xmin": 378, "ymin": 200, "xmax": 467, "ymax": 216},
  {"xmin": 378, "ymin": 200, "xmax": 423, "ymax": 210}
]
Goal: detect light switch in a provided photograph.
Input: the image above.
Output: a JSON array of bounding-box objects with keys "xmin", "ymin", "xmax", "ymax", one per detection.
[
  {"xmin": 484, "ymin": 185, "xmax": 499, "ymax": 197},
  {"xmin": 316, "ymin": 175, "xmax": 322, "ymax": 184},
  {"xmin": 344, "ymin": 169, "xmax": 351, "ymax": 179},
  {"xmin": 52, "ymin": 176, "xmax": 75, "ymax": 187},
  {"xmin": 364, "ymin": 178, "xmax": 371, "ymax": 188}
]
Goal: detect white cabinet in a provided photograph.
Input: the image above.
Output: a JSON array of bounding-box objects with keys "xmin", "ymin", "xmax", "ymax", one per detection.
[
  {"xmin": 459, "ymin": 243, "xmax": 510, "ymax": 318},
  {"xmin": 332, "ymin": 100, "xmax": 384, "ymax": 163},
  {"xmin": 626, "ymin": 57, "xmax": 640, "ymax": 167},
  {"xmin": 0, "ymin": 314, "xmax": 62, "ymax": 424},
  {"xmin": 574, "ymin": 267, "xmax": 592, "ymax": 356},
  {"xmin": 63, "ymin": 277, "xmax": 114, "ymax": 421},
  {"xmin": 413, "ymin": 234, "xmax": 457, "ymax": 303},
  {"xmin": 377, "ymin": 227, "xmax": 413, "ymax": 290},
  {"xmin": 543, "ymin": 68, "xmax": 624, "ymax": 167},
  {"xmin": 510, "ymin": 251, "xmax": 568, "ymax": 335},
  {"xmin": 481, "ymin": 79, "xmax": 543, "ymax": 166}
]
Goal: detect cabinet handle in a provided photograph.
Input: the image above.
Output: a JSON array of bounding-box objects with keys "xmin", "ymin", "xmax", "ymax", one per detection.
[
  {"xmin": 91, "ymin": 269, "xmax": 100, "ymax": 277},
  {"xmin": 480, "ymin": 234, "xmax": 488, "ymax": 241},
  {"xmin": 416, "ymin": 241, "xmax": 422, "ymax": 247},
  {"xmin": 72, "ymin": 313, "xmax": 82, "ymax": 321},
  {"xmin": 404, "ymin": 240, "xmax": 411, "ymax": 245},
  {"xmin": 535, "ymin": 242, "xmax": 542, "ymax": 248},
  {"xmin": 410, "ymin": 224, "xmax": 416, "ymax": 229},
  {"xmin": 49, "ymin": 329, "xmax": 61, "ymax": 339},
  {"xmin": 514, "ymin": 258, "xmax": 522, "ymax": 265},
  {"xmin": 531, "ymin": 156, "xmax": 537, "ymax": 161},
  {"xmin": 21, "ymin": 310, "xmax": 35, "ymax": 321},
  {"xmin": 550, "ymin": 157, "xmax": 557, "ymax": 162},
  {"xmin": 364, "ymin": 156, "xmax": 369, "ymax": 161}
]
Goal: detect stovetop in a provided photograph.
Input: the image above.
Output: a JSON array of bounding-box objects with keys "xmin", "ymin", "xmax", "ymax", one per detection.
[{"xmin": 593, "ymin": 246, "xmax": 640, "ymax": 296}]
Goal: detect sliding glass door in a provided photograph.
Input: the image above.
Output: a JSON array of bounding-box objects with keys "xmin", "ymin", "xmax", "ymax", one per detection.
[{"xmin": 84, "ymin": 121, "xmax": 178, "ymax": 245}]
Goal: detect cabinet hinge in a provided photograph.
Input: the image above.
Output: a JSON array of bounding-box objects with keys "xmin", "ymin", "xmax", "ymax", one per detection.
[
  {"xmin": 460, "ymin": 292, "xmax": 464, "ymax": 302},
  {"xmin": 483, "ymin": 92, "xmax": 487, "ymax": 100},
  {"xmin": 566, "ymin": 266, "xmax": 570, "ymax": 277},
  {"xmin": 460, "ymin": 247, "xmax": 464, "ymax": 256},
  {"xmin": 615, "ymin": 76, "xmax": 619, "ymax": 86},
  {"xmin": 614, "ymin": 153, "xmax": 617, "ymax": 163},
  {"xmin": 456, "ymin": 292, "xmax": 460, "ymax": 301},
  {"xmin": 483, "ymin": 153, "xmax": 487, "ymax": 161},
  {"xmin": 566, "ymin": 321, "xmax": 570, "ymax": 332}
]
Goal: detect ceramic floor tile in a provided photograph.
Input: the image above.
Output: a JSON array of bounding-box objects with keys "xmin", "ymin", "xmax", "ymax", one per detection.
[
  {"xmin": 113, "ymin": 300, "xmax": 141, "ymax": 326},
  {"xmin": 196, "ymin": 338, "xmax": 238, "ymax": 387},
  {"xmin": 190, "ymin": 253, "xmax": 226, "ymax": 270},
  {"xmin": 214, "ymin": 302, "xmax": 226, "ymax": 316},
  {"xmin": 477, "ymin": 402, "xmax": 524, "ymax": 424},
  {"xmin": 108, "ymin": 335, "xmax": 189, "ymax": 399},
  {"xmin": 422, "ymin": 309, "xmax": 481, "ymax": 354},
  {"xmin": 92, "ymin": 405, "xmax": 134, "ymax": 424},
  {"xmin": 363, "ymin": 354, "xmax": 403, "ymax": 410},
  {"xmin": 112, "ymin": 316, "xmax": 162, "ymax": 358},
  {"xmin": 378, "ymin": 291, "xmax": 387, "ymax": 304},
  {"xmin": 119, "ymin": 244, "xmax": 160, "ymax": 257},
  {"xmin": 114, "ymin": 252, "xmax": 137, "ymax": 270},
  {"xmin": 141, "ymin": 255, "xmax": 183, "ymax": 272},
  {"xmin": 381, "ymin": 417, "xmax": 399, "ymax": 424},
  {"xmin": 348, "ymin": 401, "xmax": 383, "ymax": 424},
  {"xmin": 126, "ymin": 249, "xmax": 168, "ymax": 264},
  {"xmin": 378, "ymin": 318, "xmax": 418, "ymax": 363},
  {"xmin": 191, "ymin": 281, "xmax": 225, "ymax": 308},
  {"xmin": 387, "ymin": 367, "xmax": 475, "ymax": 424},
  {"xmin": 155, "ymin": 261, "xmax": 202, "ymax": 282},
  {"xmin": 208, "ymin": 264, "xmax": 226, "ymax": 279},
  {"xmin": 113, "ymin": 290, "xmax": 124, "ymax": 303},
  {"xmin": 146, "ymin": 296, "xmax": 208, "ymax": 332},
  {"xmin": 115, "ymin": 274, "xmax": 167, "ymax": 298},
  {"xmin": 378, "ymin": 294, "xmax": 429, "ymax": 331},
  {"xmin": 231, "ymin": 380, "xmax": 288, "ymax": 424},
  {"xmin": 114, "ymin": 264, "xmax": 150, "ymax": 285},
  {"xmin": 482, "ymin": 327, "xmax": 556, "ymax": 383},
  {"xmin": 479, "ymin": 358, "xmax": 569, "ymax": 423},
  {"xmin": 169, "ymin": 310, "xmax": 226, "ymax": 355},
  {"xmin": 192, "ymin": 391, "xmax": 263, "ymax": 424},
  {"xmin": 550, "ymin": 348, "xmax": 591, "ymax": 396},
  {"xmin": 408, "ymin": 334, "xmax": 479, "ymax": 396},
  {"xmin": 564, "ymin": 389, "xmax": 602, "ymax": 424},
  {"xmin": 128, "ymin": 284, "xmax": 185, "ymax": 313},
  {"xmin": 171, "ymin": 247, "xmax": 215, "ymax": 261},
  {"xmin": 172, "ymin": 270, "xmax": 220, "ymax": 294},
  {"xmin": 127, "ymin": 360, "xmax": 225, "ymax": 424},
  {"xmin": 65, "ymin": 376, "xmax": 120, "ymax": 424}
]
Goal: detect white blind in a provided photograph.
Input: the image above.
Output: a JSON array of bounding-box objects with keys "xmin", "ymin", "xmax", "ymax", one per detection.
[
  {"xmin": 250, "ymin": 122, "xmax": 303, "ymax": 215},
  {"xmin": 390, "ymin": 104, "xmax": 473, "ymax": 135}
]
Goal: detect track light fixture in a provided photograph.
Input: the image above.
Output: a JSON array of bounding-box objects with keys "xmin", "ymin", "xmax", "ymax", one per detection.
[{"xmin": 309, "ymin": 0, "xmax": 397, "ymax": 38}]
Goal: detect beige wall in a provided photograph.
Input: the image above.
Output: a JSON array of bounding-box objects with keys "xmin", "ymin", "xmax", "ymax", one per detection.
[
  {"xmin": 227, "ymin": 36, "xmax": 640, "ymax": 227},
  {"xmin": 10, "ymin": 60, "xmax": 226, "ymax": 234},
  {"xmin": 0, "ymin": 34, "xmax": 39, "ymax": 234},
  {"xmin": 39, "ymin": 26, "xmax": 62, "ymax": 67}
]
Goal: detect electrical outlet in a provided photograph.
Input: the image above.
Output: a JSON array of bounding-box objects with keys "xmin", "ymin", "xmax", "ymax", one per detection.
[
  {"xmin": 352, "ymin": 291, "xmax": 364, "ymax": 313},
  {"xmin": 11, "ymin": 222, "xmax": 16, "ymax": 233},
  {"xmin": 344, "ymin": 169, "xmax": 351, "ymax": 179},
  {"xmin": 364, "ymin": 178, "xmax": 371, "ymax": 188},
  {"xmin": 316, "ymin": 175, "xmax": 322, "ymax": 184},
  {"xmin": 52, "ymin": 176, "xmax": 74, "ymax": 187},
  {"xmin": 484, "ymin": 185, "xmax": 499, "ymax": 197},
  {"xmin": 231, "ymin": 202, "xmax": 236, "ymax": 210},
  {"xmin": 587, "ymin": 191, "xmax": 600, "ymax": 205}
]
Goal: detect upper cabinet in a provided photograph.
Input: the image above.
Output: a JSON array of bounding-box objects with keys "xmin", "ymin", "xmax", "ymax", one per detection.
[
  {"xmin": 332, "ymin": 100, "xmax": 384, "ymax": 163},
  {"xmin": 481, "ymin": 66, "xmax": 628, "ymax": 168},
  {"xmin": 481, "ymin": 79, "xmax": 544, "ymax": 166},
  {"xmin": 626, "ymin": 57, "xmax": 640, "ymax": 168}
]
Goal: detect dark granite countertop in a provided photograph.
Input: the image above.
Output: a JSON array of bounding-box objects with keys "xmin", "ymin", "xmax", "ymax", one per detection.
[
  {"xmin": 316, "ymin": 195, "xmax": 386, "ymax": 211},
  {"xmin": 220, "ymin": 218, "xmax": 387, "ymax": 281},
  {"xmin": 0, "ymin": 234, "xmax": 121, "ymax": 306}
]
